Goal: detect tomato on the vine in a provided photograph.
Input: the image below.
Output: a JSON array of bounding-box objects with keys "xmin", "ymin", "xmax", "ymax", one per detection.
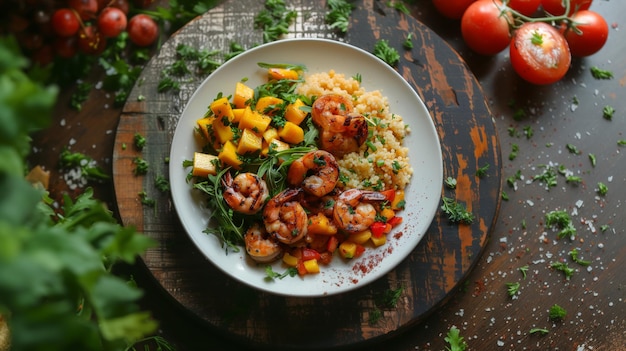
[
  {"xmin": 510, "ymin": 22, "xmax": 571, "ymax": 84},
  {"xmin": 69, "ymin": 0, "xmax": 99, "ymax": 20},
  {"xmin": 77, "ymin": 25, "xmax": 106, "ymax": 55},
  {"xmin": 432, "ymin": 0, "xmax": 476, "ymax": 20},
  {"xmin": 563, "ymin": 10, "xmax": 608, "ymax": 57},
  {"xmin": 53, "ymin": 36, "xmax": 78, "ymax": 58},
  {"xmin": 127, "ymin": 14, "xmax": 159, "ymax": 47},
  {"xmin": 541, "ymin": 0, "xmax": 592, "ymax": 16},
  {"xmin": 507, "ymin": 0, "xmax": 542, "ymax": 16},
  {"xmin": 461, "ymin": 0, "xmax": 512, "ymax": 55},
  {"xmin": 97, "ymin": 7, "xmax": 127, "ymax": 38},
  {"xmin": 51, "ymin": 8, "xmax": 80, "ymax": 37}
]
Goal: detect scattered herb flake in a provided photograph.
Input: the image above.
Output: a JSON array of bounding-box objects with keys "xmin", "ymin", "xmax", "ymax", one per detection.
[
  {"xmin": 134, "ymin": 133, "xmax": 147, "ymax": 150},
  {"xmin": 588, "ymin": 153, "xmax": 596, "ymax": 167},
  {"xmin": 403, "ymin": 33, "xmax": 414, "ymax": 49},
  {"xmin": 529, "ymin": 328, "xmax": 549, "ymax": 335},
  {"xmin": 476, "ymin": 163, "xmax": 490, "ymax": 178},
  {"xmin": 373, "ymin": 39, "xmax": 400, "ymax": 66},
  {"xmin": 519, "ymin": 265, "xmax": 529, "ymax": 279},
  {"xmin": 569, "ymin": 248, "xmax": 591, "ymax": 266},
  {"xmin": 133, "ymin": 157, "xmax": 149, "ymax": 175},
  {"xmin": 551, "ymin": 261, "xmax": 575, "ymax": 280},
  {"xmin": 444, "ymin": 326, "xmax": 468, "ymax": 351},
  {"xmin": 441, "ymin": 196, "xmax": 474, "ymax": 224},
  {"xmin": 445, "ymin": 177, "xmax": 457, "ymax": 189},
  {"xmin": 549, "ymin": 304, "xmax": 567, "ymax": 320},
  {"xmin": 590, "ymin": 66, "xmax": 613, "ymax": 79},
  {"xmin": 597, "ymin": 182, "xmax": 608, "ymax": 196},
  {"xmin": 506, "ymin": 281, "xmax": 521, "ymax": 297},
  {"xmin": 602, "ymin": 105, "xmax": 615, "ymax": 120}
]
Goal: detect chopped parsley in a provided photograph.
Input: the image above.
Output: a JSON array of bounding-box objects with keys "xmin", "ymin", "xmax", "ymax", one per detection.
[
  {"xmin": 506, "ymin": 282, "xmax": 521, "ymax": 297},
  {"xmin": 264, "ymin": 266, "xmax": 298, "ymax": 280},
  {"xmin": 326, "ymin": 0, "xmax": 354, "ymax": 33},
  {"xmin": 529, "ymin": 328, "xmax": 549, "ymax": 335},
  {"xmin": 549, "ymin": 304, "xmax": 567, "ymax": 320},
  {"xmin": 509, "ymin": 143, "xmax": 519, "ymax": 161},
  {"xmin": 403, "ymin": 33, "xmax": 414, "ymax": 49},
  {"xmin": 441, "ymin": 196, "xmax": 474, "ymax": 224},
  {"xmin": 373, "ymin": 39, "xmax": 400, "ymax": 66},
  {"xmin": 550, "ymin": 261, "xmax": 575, "ymax": 280},
  {"xmin": 476, "ymin": 163, "xmax": 490, "ymax": 178},
  {"xmin": 133, "ymin": 157, "xmax": 149, "ymax": 175},
  {"xmin": 134, "ymin": 133, "xmax": 147, "ymax": 150},
  {"xmin": 602, "ymin": 105, "xmax": 615, "ymax": 120},
  {"xmin": 597, "ymin": 182, "xmax": 608, "ymax": 196},
  {"xmin": 545, "ymin": 210, "xmax": 577, "ymax": 239},
  {"xmin": 444, "ymin": 177, "xmax": 457, "ymax": 189},
  {"xmin": 519, "ymin": 265, "xmax": 529, "ymax": 279},
  {"xmin": 569, "ymin": 248, "xmax": 591, "ymax": 266},
  {"xmin": 255, "ymin": 0, "xmax": 297, "ymax": 43},
  {"xmin": 590, "ymin": 66, "xmax": 613, "ymax": 79},
  {"xmin": 444, "ymin": 326, "xmax": 468, "ymax": 351}
]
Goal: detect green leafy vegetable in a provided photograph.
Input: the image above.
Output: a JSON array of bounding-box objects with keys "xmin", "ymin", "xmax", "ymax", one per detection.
[
  {"xmin": 373, "ymin": 39, "xmax": 400, "ymax": 66},
  {"xmin": 568, "ymin": 248, "xmax": 591, "ymax": 266},
  {"xmin": 59, "ymin": 149, "xmax": 111, "ymax": 181},
  {"xmin": 590, "ymin": 66, "xmax": 613, "ymax": 79},
  {"xmin": 506, "ymin": 282, "xmax": 521, "ymax": 297},
  {"xmin": 441, "ymin": 196, "xmax": 474, "ymax": 224},
  {"xmin": 602, "ymin": 105, "xmax": 615, "ymax": 120},
  {"xmin": 549, "ymin": 304, "xmax": 567, "ymax": 320},
  {"xmin": 551, "ymin": 261, "xmax": 575, "ymax": 280},
  {"xmin": 529, "ymin": 328, "xmax": 549, "ymax": 335},
  {"xmin": 265, "ymin": 266, "xmax": 298, "ymax": 280},
  {"xmin": 255, "ymin": 0, "xmax": 297, "ymax": 43},
  {"xmin": 519, "ymin": 265, "xmax": 529, "ymax": 279},
  {"xmin": 545, "ymin": 210, "xmax": 577, "ymax": 239},
  {"xmin": 597, "ymin": 182, "xmax": 608, "ymax": 196},
  {"xmin": 326, "ymin": 0, "xmax": 354, "ymax": 33},
  {"xmin": 444, "ymin": 326, "xmax": 468, "ymax": 351}
]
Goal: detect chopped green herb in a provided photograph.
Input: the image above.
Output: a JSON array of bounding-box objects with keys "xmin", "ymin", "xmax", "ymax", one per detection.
[
  {"xmin": 326, "ymin": 0, "xmax": 354, "ymax": 33},
  {"xmin": 444, "ymin": 326, "xmax": 468, "ymax": 351},
  {"xmin": 618, "ymin": 139, "xmax": 626, "ymax": 146},
  {"xmin": 551, "ymin": 261, "xmax": 575, "ymax": 280},
  {"xmin": 588, "ymin": 153, "xmax": 596, "ymax": 167},
  {"xmin": 69, "ymin": 81, "xmax": 92, "ymax": 111},
  {"xmin": 590, "ymin": 66, "xmax": 613, "ymax": 79},
  {"xmin": 59, "ymin": 149, "xmax": 110, "ymax": 181},
  {"xmin": 445, "ymin": 177, "xmax": 457, "ymax": 189},
  {"xmin": 373, "ymin": 39, "xmax": 400, "ymax": 66},
  {"xmin": 501, "ymin": 191, "xmax": 509, "ymax": 201},
  {"xmin": 403, "ymin": 33, "xmax": 414, "ymax": 49},
  {"xmin": 134, "ymin": 133, "xmax": 147, "ymax": 150},
  {"xmin": 549, "ymin": 304, "xmax": 567, "ymax": 320},
  {"xmin": 566, "ymin": 143, "xmax": 581, "ymax": 155},
  {"xmin": 138, "ymin": 190, "xmax": 156, "ymax": 207},
  {"xmin": 506, "ymin": 282, "xmax": 521, "ymax": 297},
  {"xmin": 519, "ymin": 265, "xmax": 529, "ymax": 279},
  {"xmin": 569, "ymin": 248, "xmax": 591, "ymax": 266},
  {"xmin": 507, "ymin": 170, "xmax": 522, "ymax": 188},
  {"xmin": 545, "ymin": 209, "xmax": 577, "ymax": 239},
  {"xmin": 602, "ymin": 105, "xmax": 615, "ymax": 120},
  {"xmin": 264, "ymin": 266, "xmax": 298, "ymax": 280},
  {"xmin": 509, "ymin": 143, "xmax": 519, "ymax": 161},
  {"xmin": 529, "ymin": 328, "xmax": 549, "ymax": 335},
  {"xmin": 441, "ymin": 196, "xmax": 474, "ymax": 224},
  {"xmin": 255, "ymin": 0, "xmax": 297, "ymax": 42},
  {"xmin": 596, "ymin": 182, "xmax": 608, "ymax": 196},
  {"xmin": 155, "ymin": 175, "xmax": 170, "ymax": 193},
  {"xmin": 523, "ymin": 125, "xmax": 533, "ymax": 139},
  {"xmin": 133, "ymin": 157, "xmax": 149, "ymax": 175},
  {"xmin": 565, "ymin": 175, "xmax": 582, "ymax": 184},
  {"xmin": 476, "ymin": 163, "xmax": 490, "ymax": 178},
  {"xmin": 533, "ymin": 165, "xmax": 558, "ymax": 189}
]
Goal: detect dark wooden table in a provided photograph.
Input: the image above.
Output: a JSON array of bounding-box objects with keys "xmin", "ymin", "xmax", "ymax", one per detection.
[{"xmin": 30, "ymin": 0, "xmax": 626, "ymax": 350}]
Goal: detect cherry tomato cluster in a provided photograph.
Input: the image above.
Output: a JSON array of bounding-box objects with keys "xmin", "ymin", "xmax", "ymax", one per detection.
[
  {"xmin": 2, "ymin": 0, "xmax": 159, "ymax": 65},
  {"xmin": 432, "ymin": 0, "xmax": 609, "ymax": 84}
]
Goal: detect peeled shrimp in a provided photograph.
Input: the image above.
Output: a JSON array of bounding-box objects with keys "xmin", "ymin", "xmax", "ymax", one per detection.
[
  {"xmin": 263, "ymin": 188, "xmax": 308, "ymax": 245},
  {"xmin": 333, "ymin": 188, "xmax": 387, "ymax": 233},
  {"xmin": 244, "ymin": 223, "xmax": 283, "ymax": 263},
  {"xmin": 222, "ymin": 172, "xmax": 269, "ymax": 215},
  {"xmin": 287, "ymin": 150, "xmax": 339, "ymax": 197},
  {"xmin": 311, "ymin": 94, "xmax": 369, "ymax": 157}
]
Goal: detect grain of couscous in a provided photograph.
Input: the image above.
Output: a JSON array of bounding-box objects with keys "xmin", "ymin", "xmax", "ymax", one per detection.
[{"xmin": 296, "ymin": 69, "xmax": 413, "ymax": 191}]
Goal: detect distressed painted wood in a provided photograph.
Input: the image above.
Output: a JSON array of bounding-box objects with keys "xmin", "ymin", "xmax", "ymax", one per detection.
[{"xmin": 112, "ymin": 0, "xmax": 500, "ymax": 348}]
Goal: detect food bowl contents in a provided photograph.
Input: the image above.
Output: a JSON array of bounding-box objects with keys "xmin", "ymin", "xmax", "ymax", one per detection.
[{"xmin": 183, "ymin": 63, "xmax": 413, "ymax": 277}]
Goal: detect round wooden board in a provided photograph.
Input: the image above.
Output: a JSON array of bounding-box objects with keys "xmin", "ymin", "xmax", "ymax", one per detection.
[{"xmin": 112, "ymin": 0, "xmax": 501, "ymax": 349}]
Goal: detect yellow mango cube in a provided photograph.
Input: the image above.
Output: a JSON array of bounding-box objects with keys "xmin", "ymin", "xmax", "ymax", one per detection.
[
  {"xmin": 370, "ymin": 234, "xmax": 387, "ymax": 247},
  {"xmin": 263, "ymin": 127, "xmax": 279, "ymax": 143},
  {"xmin": 278, "ymin": 121, "xmax": 304, "ymax": 145},
  {"xmin": 268, "ymin": 67, "xmax": 299, "ymax": 80},
  {"xmin": 338, "ymin": 241, "xmax": 357, "ymax": 259},
  {"xmin": 237, "ymin": 128, "xmax": 263, "ymax": 155},
  {"xmin": 212, "ymin": 117, "xmax": 234, "ymax": 144},
  {"xmin": 239, "ymin": 107, "xmax": 271, "ymax": 134},
  {"xmin": 285, "ymin": 99, "xmax": 307, "ymax": 125},
  {"xmin": 196, "ymin": 117, "xmax": 214, "ymax": 140},
  {"xmin": 255, "ymin": 96, "xmax": 284, "ymax": 115},
  {"xmin": 210, "ymin": 97, "xmax": 234, "ymax": 122},
  {"xmin": 380, "ymin": 208, "xmax": 396, "ymax": 222},
  {"xmin": 349, "ymin": 229, "xmax": 372, "ymax": 245},
  {"xmin": 261, "ymin": 138, "xmax": 290, "ymax": 157},
  {"xmin": 303, "ymin": 259, "xmax": 320, "ymax": 274},
  {"xmin": 218, "ymin": 140, "xmax": 242, "ymax": 169},
  {"xmin": 307, "ymin": 213, "xmax": 338, "ymax": 236},
  {"xmin": 233, "ymin": 82, "xmax": 254, "ymax": 108},
  {"xmin": 191, "ymin": 152, "xmax": 219, "ymax": 177},
  {"xmin": 283, "ymin": 253, "xmax": 298, "ymax": 267},
  {"xmin": 391, "ymin": 190, "xmax": 405, "ymax": 210},
  {"xmin": 232, "ymin": 108, "xmax": 245, "ymax": 123}
]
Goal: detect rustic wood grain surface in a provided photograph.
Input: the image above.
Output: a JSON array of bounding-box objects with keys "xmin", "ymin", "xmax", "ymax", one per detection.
[{"xmin": 111, "ymin": 0, "xmax": 500, "ymax": 348}]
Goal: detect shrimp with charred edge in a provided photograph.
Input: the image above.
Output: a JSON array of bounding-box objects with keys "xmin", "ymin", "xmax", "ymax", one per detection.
[
  {"xmin": 311, "ymin": 94, "xmax": 369, "ymax": 158},
  {"xmin": 263, "ymin": 188, "xmax": 308, "ymax": 245},
  {"xmin": 244, "ymin": 223, "xmax": 283, "ymax": 263},
  {"xmin": 287, "ymin": 149, "xmax": 339, "ymax": 197},
  {"xmin": 333, "ymin": 189, "xmax": 387, "ymax": 233},
  {"xmin": 222, "ymin": 172, "xmax": 269, "ymax": 215}
]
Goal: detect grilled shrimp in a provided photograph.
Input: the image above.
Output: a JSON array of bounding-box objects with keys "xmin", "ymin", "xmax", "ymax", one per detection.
[
  {"xmin": 263, "ymin": 188, "xmax": 308, "ymax": 245},
  {"xmin": 333, "ymin": 189, "xmax": 387, "ymax": 233},
  {"xmin": 244, "ymin": 223, "xmax": 283, "ymax": 263},
  {"xmin": 311, "ymin": 94, "xmax": 369, "ymax": 157},
  {"xmin": 222, "ymin": 172, "xmax": 269, "ymax": 214},
  {"xmin": 287, "ymin": 150, "xmax": 339, "ymax": 197}
]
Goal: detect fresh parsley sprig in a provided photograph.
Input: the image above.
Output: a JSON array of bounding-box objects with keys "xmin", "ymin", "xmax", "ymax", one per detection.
[{"xmin": 441, "ymin": 196, "xmax": 474, "ymax": 224}]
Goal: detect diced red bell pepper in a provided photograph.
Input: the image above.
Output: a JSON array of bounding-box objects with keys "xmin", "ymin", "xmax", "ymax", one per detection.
[
  {"xmin": 387, "ymin": 215, "xmax": 403, "ymax": 227},
  {"xmin": 370, "ymin": 221, "xmax": 387, "ymax": 238},
  {"xmin": 302, "ymin": 248, "xmax": 321, "ymax": 261},
  {"xmin": 326, "ymin": 235, "xmax": 339, "ymax": 253},
  {"xmin": 380, "ymin": 189, "xmax": 396, "ymax": 202},
  {"xmin": 354, "ymin": 244, "xmax": 365, "ymax": 258}
]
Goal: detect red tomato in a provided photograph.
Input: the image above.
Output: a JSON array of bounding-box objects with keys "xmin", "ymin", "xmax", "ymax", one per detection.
[
  {"xmin": 380, "ymin": 189, "xmax": 396, "ymax": 203},
  {"xmin": 68, "ymin": 0, "xmax": 99, "ymax": 20},
  {"xmin": 326, "ymin": 236, "xmax": 339, "ymax": 253},
  {"xmin": 387, "ymin": 216, "xmax": 403, "ymax": 227},
  {"xmin": 507, "ymin": 0, "xmax": 542, "ymax": 16},
  {"xmin": 354, "ymin": 244, "xmax": 365, "ymax": 258},
  {"xmin": 302, "ymin": 248, "xmax": 321, "ymax": 261},
  {"xmin": 541, "ymin": 0, "xmax": 592, "ymax": 16},
  {"xmin": 461, "ymin": 0, "xmax": 512, "ymax": 55},
  {"xmin": 127, "ymin": 14, "xmax": 159, "ymax": 47},
  {"xmin": 510, "ymin": 22, "xmax": 571, "ymax": 85},
  {"xmin": 98, "ymin": 7, "xmax": 127, "ymax": 38},
  {"xmin": 51, "ymin": 8, "xmax": 80, "ymax": 37},
  {"xmin": 77, "ymin": 26, "xmax": 106, "ymax": 55},
  {"xmin": 432, "ymin": 0, "xmax": 476, "ymax": 19},
  {"xmin": 370, "ymin": 221, "xmax": 387, "ymax": 238},
  {"xmin": 564, "ymin": 10, "xmax": 608, "ymax": 57}
]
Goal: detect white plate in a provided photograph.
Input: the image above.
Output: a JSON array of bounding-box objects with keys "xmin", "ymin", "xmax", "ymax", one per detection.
[{"xmin": 169, "ymin": 38, "xmax": 443, "ymax": 297}]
